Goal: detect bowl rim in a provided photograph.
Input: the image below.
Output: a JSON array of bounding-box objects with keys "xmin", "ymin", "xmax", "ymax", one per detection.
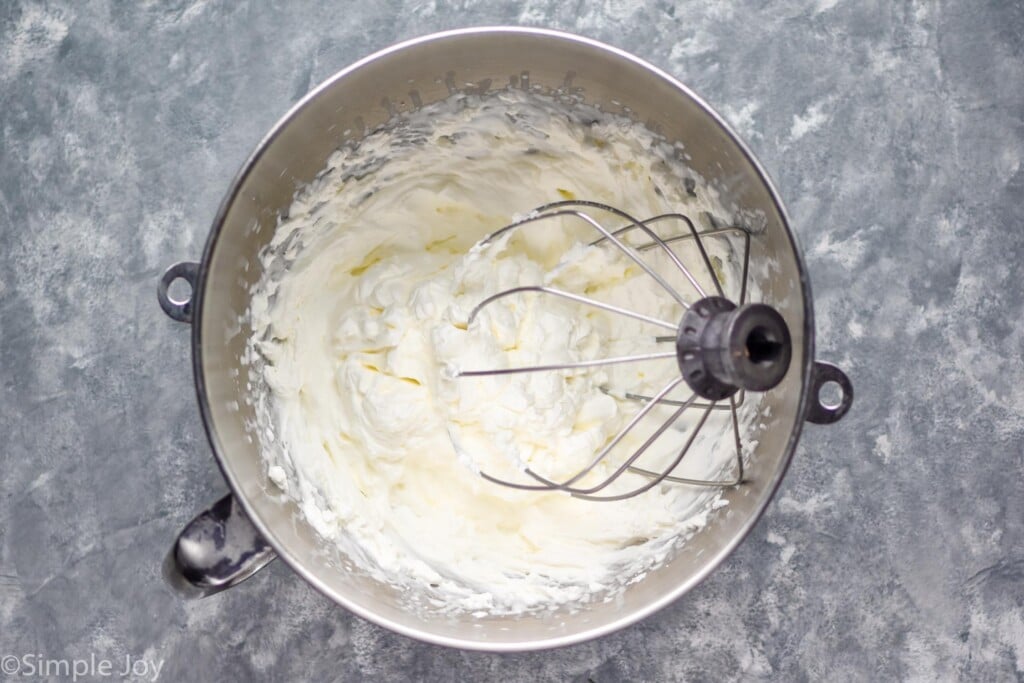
[{"xmin": 189, "ymin": 26, "xmax": 816, "ymax": 652}]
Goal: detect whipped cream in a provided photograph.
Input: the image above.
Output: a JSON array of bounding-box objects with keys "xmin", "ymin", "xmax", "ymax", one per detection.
[{"xmin": 248, "ymin": 90, "xmax": 756, "ymax": 614}]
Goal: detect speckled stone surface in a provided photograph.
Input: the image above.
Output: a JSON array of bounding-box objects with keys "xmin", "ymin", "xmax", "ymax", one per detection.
[{"xmin": 2, "ymin": 1, "xmax": 1022, "ymax": 680}]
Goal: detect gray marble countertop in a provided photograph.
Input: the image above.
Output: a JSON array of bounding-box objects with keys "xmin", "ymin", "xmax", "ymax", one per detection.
[{"xmin": 2, "ymin": 1, "xmax": 1022, "ymax": 680}]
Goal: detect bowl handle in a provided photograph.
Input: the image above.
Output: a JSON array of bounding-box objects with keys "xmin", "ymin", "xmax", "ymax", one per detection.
[
  {"xmin": 163, "ymin": 494, "xmax": 277, "ymax": 597},
  {"xmin": 805, "ymin": 361, "xmax": 853, "ymax": 424},
  {"xmin": 157, "ymin": 261, "xmax": 199, "ymax": 323}
]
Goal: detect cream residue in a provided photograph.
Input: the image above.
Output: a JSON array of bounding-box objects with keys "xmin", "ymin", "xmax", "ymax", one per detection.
[{"xmin": 248, "ymin": 90, "xmax": 756, "ymax": 614}]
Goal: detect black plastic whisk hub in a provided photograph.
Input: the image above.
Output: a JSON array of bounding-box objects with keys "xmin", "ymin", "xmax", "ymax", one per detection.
[{"xmin": 675, "ymin": 296, "xmax": 792, "ymax": 401}]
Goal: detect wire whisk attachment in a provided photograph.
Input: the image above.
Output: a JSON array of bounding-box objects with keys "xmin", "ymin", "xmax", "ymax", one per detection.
[{"xmin": 449, "ymin": 200, "xmax": 791, "ymax": 501}]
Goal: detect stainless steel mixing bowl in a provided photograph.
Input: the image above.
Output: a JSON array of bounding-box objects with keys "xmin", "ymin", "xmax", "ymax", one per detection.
[{"xmin": 157, "ymin": 27, "xmax": 852, "ymax": 651}]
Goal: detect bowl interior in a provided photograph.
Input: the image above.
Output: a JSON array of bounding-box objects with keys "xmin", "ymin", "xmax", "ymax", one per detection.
[{"xmin": 194, "ymin": 28, "xmax": 810, "ymax": 650}]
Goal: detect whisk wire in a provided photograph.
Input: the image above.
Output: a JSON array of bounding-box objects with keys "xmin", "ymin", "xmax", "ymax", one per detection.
[
  {"xmin": 622, "ymin": 388, "xmax": 746, "ymax": 411},
  {"xmin": 517, "ymin": 388, "xmax": 700, "ymax": 497},
  {"xmin": 454, "ymin": 351, "xmax": 676, "ymax": 378},
  {"xmin": 627, "ymin": 393, "xmax": 744, "ymax": 488},
  {"xmin": 475, "ymin": 377, "xmax": 686, "ymax": 492},
  {"xmin": 480, "ymin": 201, "xmax": 695, "ymax": 307},
  {"xmin": 592, "ymin": 405, "xmax": 717, "ymax": 501},
  {"xmin": 634, "ymin": 224, "xmax": 751, "ymax": 305},
  {"xmin": 465, "ymin": 285, "xmax": 677, "ymax": 331},
  {"xmin": 591, "ymin": 211, "xmax": 725, "ymax": 299}
]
